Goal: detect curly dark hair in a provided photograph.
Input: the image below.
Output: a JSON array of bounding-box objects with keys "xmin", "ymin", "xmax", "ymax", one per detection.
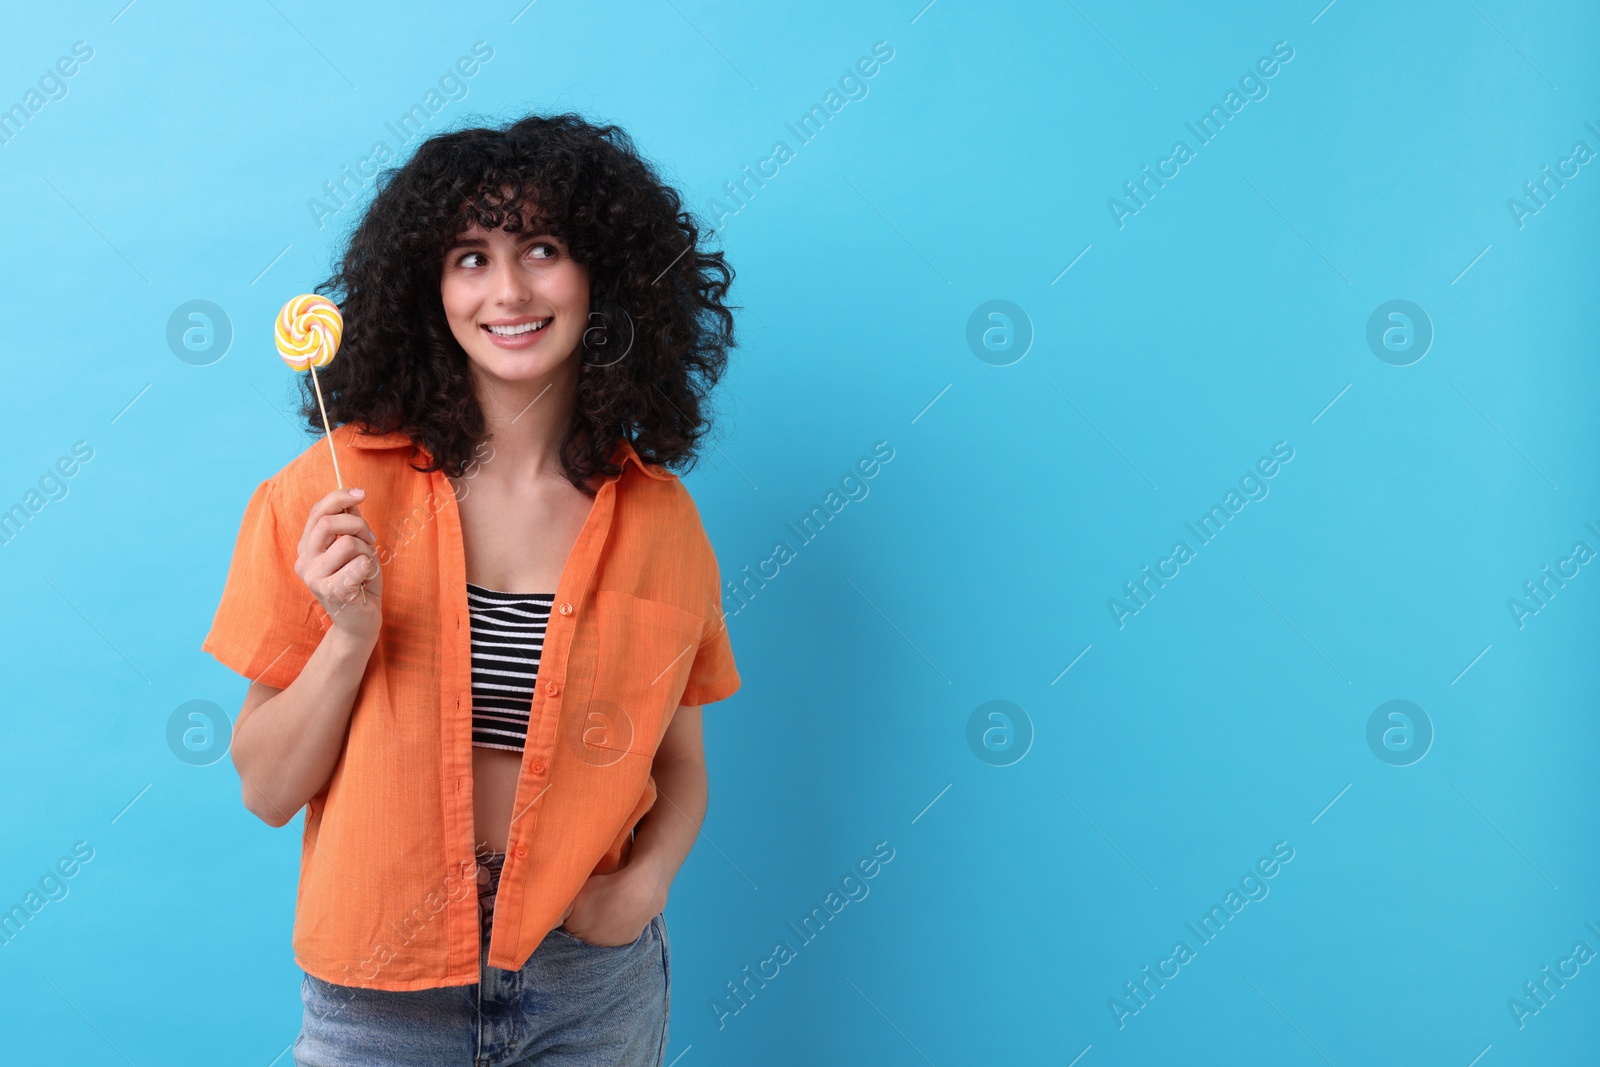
[{"xmin": 297, "ymin": 111, "xmax": 737, "ymax": 493}]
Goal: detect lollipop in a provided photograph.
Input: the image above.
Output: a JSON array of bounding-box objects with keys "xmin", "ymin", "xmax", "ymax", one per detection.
[
  {"xmin": 276, "ymin": 294, "xmax": 368, "ymax": 603},
  {"xmin": 275, "ymin": 294, "xmax": 346, "ymax": 487}
]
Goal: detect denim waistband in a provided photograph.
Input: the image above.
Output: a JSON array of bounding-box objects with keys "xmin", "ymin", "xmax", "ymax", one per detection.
[{"xmin": 476, "ymin": 850, "xmax": 507, "ymax": 929}]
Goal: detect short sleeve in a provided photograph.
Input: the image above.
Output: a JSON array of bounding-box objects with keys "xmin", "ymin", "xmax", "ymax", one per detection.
[
  {"xmin": 200, "ymin": 477, "xmax": 324, "ymax": 690},
  {"xmin": 679, "ymin": 553, "xmax": 740, "ymax": 707}
]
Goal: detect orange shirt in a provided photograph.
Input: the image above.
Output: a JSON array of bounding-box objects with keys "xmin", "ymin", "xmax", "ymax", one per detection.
[{"xmin": 201, "ymin": 421, "xmax": 740, "ymax": 990}]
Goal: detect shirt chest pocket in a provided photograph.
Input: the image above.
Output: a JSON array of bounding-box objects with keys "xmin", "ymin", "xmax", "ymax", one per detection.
[{"xmin": 578, "ymin": 589, "xmax": 704, "ymax": 765}]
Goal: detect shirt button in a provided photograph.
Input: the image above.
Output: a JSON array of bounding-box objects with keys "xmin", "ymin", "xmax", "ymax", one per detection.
[
  {"xmin": 530, "ymin": 759, "xmax": 546, "ymax": 775},
  {"xmin": 544, "ymin": 680, "xmax": 560, "ymax": 696},
  {"xmin": 514, "ymin": 844, "xmax": 528, "ymax": 859},
  {"xmin": 559, "ymin": 602, "xmax": 573, "ymax": 616}
]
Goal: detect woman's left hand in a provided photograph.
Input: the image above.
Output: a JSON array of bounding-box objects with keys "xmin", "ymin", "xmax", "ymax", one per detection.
[{"xmin": 557, "ymin": 858, "xmax": 669, "ymax": 947}]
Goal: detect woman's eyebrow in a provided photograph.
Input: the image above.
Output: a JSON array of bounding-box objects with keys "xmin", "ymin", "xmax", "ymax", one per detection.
[{"xmin": 447, "ymin": 232, "xmax": 560, "ymax": 251}]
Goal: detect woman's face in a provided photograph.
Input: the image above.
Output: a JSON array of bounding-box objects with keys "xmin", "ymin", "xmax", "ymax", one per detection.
[{"xmin": 439, "ymin": 219, "xmax": 591, "ymax": 390}]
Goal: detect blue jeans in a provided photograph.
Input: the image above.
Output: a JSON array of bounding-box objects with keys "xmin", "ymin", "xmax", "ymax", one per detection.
[{"xmin": 292, "ymin": 851, "xmax": 671, "ymax": 1066}]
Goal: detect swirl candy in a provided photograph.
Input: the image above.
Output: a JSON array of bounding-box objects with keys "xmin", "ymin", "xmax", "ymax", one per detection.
[
  {"xmin": 273, "ymin": 293, "xmax": 368, "ymax": 602},
  {"xmin": 274, "ymin": 294, "xmax": 346, "ymax": 489},
  {"xmin": 275, "ymin": 294, "xmax": 343, "ymax": 370}
]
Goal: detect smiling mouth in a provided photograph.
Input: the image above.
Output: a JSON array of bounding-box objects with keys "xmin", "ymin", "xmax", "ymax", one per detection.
[{"xmin": 484, "ymin": 317, "xmax": 552, "ymax": 337}]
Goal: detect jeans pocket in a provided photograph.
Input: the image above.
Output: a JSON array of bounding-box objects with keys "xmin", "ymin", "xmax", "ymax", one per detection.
[
  {"xmin": 551, "ymin": 920, "xmax": 650, "ymax": 950},
  {"xmin": 656, "ymin": 913, "xmax": 670, "ymax": 997},
  {"xmin": 301, "ymin": 971, "xmax": 361, "ymax": 1027}
]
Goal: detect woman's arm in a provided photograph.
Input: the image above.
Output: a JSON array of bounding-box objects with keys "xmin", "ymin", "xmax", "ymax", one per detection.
[
  {"xmin": 627, "ymin": 705, "xmax": 709, "ymax": 906},
  {"xmin": 231, "ymin": 626, "xmax": 378, "ymax": 827},
  {"xmin": 230, "ymin": 486, "xmax": 384, "ymax": 827},
  {"xmin": 556, "ymin": 706, "xmax": 712, "ymax": 943}
]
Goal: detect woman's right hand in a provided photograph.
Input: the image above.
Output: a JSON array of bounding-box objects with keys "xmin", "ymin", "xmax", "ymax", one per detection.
[{"xmin": 295, "ymin": 487, "xmax": 383, "ymax": 641}]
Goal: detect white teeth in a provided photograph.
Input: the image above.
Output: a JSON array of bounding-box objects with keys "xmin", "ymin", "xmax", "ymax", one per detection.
[{"xmin": 486, "ymin": 318, "xmax": 551, "ymax": 337}]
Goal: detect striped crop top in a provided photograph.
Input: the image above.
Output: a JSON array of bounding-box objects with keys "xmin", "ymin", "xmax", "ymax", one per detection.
[{"xmin": 466, "ymin": 582, "xmax": 555, "ymax": 753}]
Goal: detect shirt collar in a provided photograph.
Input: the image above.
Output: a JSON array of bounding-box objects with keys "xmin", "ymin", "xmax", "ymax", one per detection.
[
  {"xmin": 608, "ymin": 434, "xmax": 676, "ymax": 481},
  {"xmin": 340, "ymin": 423, "xmax": 674, "ymax": 481}
]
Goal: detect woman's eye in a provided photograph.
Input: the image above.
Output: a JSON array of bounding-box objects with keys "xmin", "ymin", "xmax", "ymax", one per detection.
[{"xmin": 452, "ymin": 243, "xmax": 555, "ymax": 268}]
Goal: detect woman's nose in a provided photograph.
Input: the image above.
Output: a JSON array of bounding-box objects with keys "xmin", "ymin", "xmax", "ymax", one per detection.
[{"xmin": 492, "ymin": 263, "xmax": 535, "ymax": 305}]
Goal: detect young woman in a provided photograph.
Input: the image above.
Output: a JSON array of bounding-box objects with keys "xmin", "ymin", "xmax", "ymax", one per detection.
[{"xmin": 201, "ymin": 113, "xmax": 742, "ymax": 1065}]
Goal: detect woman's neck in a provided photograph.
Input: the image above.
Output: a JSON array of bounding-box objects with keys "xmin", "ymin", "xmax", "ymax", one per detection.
[{"xmin": 471, "ymin": 365, "xmax": 578, "ymax": 484}]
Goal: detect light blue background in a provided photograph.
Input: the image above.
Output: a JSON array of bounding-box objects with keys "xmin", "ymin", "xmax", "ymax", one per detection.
[{"xmin": 1, "ymin": 1, "xmax": 1596, "ymax": 1063}]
